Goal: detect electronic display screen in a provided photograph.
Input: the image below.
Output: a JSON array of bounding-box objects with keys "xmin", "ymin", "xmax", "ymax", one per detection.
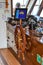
[{"xmin": 15, "ymin": 8, "xmax": 27, "ymax": 20}]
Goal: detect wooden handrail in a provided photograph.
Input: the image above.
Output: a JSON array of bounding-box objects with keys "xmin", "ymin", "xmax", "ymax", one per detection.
[{"xmin": 6, "ymin": 0, "xmax": 8, "ymax": 8}]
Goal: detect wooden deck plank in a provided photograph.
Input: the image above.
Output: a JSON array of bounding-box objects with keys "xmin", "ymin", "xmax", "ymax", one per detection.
[{"xmin": 0, "ymin": 49, "xmax": 21, "ymax": 65}]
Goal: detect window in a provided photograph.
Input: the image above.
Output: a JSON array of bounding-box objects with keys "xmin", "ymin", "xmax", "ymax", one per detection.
[
  {"xmin": 27, "ymin": 0, "xmax": 35, "ymax": 14},
  {"xmin": 31, "ymin": 0, "xmax": 42, "ymax": 15},
  {"xmin": 31, "ymin": 6, "xmax": 39, "ymax": 15},
  {"xmin": 13, "ymin": 0, "xmax": 23, "ymax": 8},
  {"xmin": 36, "ymin": 0, "xmax": 42, "ymax": 5},
  {"xmin": 23, "ymin": 0, "xmax": 29, "ymax": 7},
  {"xmin": 27, "ymin": 5, "xmax": 30, "ymax": 14},
  {"xmin": 40, "ymin": 9, "xmax": 43, "ymax": 17},
  {"xmin": 13, "ymin": 0, "xmax": 29, "ymax": 8}
]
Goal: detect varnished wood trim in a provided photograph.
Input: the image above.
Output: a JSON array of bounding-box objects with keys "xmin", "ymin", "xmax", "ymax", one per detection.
[
  {"xmin": 0, "ymin": 53, "xmax": 8, "ymax": 65},
  {"xmin": 6, "ymin": 0, "xmax": 8, "ymax": 8}
]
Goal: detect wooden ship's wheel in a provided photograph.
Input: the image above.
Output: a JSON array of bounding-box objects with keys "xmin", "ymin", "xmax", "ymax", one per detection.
[{"xmin": 15, "ymin": 19, "xmax": 31, "ymax": 60}]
